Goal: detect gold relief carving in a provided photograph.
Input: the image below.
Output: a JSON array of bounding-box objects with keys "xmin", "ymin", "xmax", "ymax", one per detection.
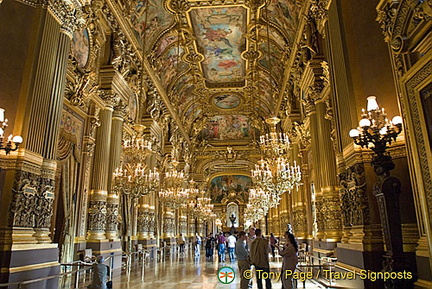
[
  {"xmin": 166, "ymin": 0, "xmax": 191, "ymax": 14},
  {"xmin": 87, "ymin": 201, "xmax": 107, "ymax": 232},
  {"xmin": 9, "ymin": 171, "xmax": 38, "ymax": 228},
  {"xmin": 339, "ymin": 163, "xmax": 370, "ymax": 227},
  {"xmin": 48, "ymin": 0, "xmax": 85, "ymax": 38},
  {"xmin": 105, "ymin": 203, "xmax": 119, "ymax": 232},
  {"xmin": 9, "ymin": 171, "xmax": 56, "ymax": 230},
  {"xmin": 293, "ymin": 121, "xmax": 311, "ymax": 148},
  {"xmin": 35, "ymin": 177, "xmax": 55, "ymax": 228},
  {"xmin": 404, "ymin": 60, "xmax": 432, "ymax": 217},
  {"xmin": 65, "ymin": 71, "xmax": 98, "ymax": 107},
  {"xmin": 99, "ymin": 91, "xmax": 120, "ymax": 108}
]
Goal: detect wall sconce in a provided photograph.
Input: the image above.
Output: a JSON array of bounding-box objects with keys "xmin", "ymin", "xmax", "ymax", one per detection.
[
  {"xmin": 349, "ymin": 96, "xmax": 402, "ymax": 175},
  {"xmin": 0, "ymin": 108, "xmax": 23, "ymax": 155}
]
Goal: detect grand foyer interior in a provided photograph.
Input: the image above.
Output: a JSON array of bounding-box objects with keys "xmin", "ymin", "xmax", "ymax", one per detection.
[{"xmin": 0, "ymin": 0, "xmax": 431, "ymax": 288}]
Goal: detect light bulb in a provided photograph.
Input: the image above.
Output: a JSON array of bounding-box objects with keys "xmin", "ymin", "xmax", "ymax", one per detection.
[
  {"xmin": 13, "ymin": 135, "xmax": 23, "ymax": 144},
  {"xmin": 366, "ymin": 95, "xmax": 379, "ymax": 111},
  {"xmin": 349, "ymin": 128, "xmax": 360, "ymax": 138},
  {"xmin": 359, "ymin": 118, "xmax": 371, "ymax": 127},
  {"xmin": 379, "ymin": 127, "xmax": 388, "ymax": 135},
  {"xmin": 392, "ymin": 116, "xmax": 402, "ymax": 125}
]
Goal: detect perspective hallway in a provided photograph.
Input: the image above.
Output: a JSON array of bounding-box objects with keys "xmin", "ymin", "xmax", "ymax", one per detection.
[{"xmin": 63, "ymin": 250, "xmax": 329, "ymax": 289}]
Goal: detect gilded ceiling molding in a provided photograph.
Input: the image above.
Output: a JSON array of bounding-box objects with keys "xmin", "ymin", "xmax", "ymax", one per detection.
[
  {"xmin": 377, "ymin": 0, "xmax": 431, "ymax": 77},
  {"xmin": 309, "ymin": 0, "xmax": 331, "ymax": 36},
  {"xmin": 274, "ymin": 0, "xmax": 314, "ymax": 113}
]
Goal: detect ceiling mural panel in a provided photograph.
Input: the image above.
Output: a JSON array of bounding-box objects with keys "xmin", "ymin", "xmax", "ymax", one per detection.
[
  {"xmin": 131, "ymin": 0, "xmax": 174, "ymax": 50},
  {"xmin": 190, "ymin": 7, "xmax": 247, "ymax": 85},
  {"xmin": 258, "ymin": 41, "xmax": 285, "ymax": 84},
  {"xmin": 266, "ymin": 0, "xmax": 301, "ymax": 42},
  {"xmin": 198, "ymin": 115, "xmax": 252, "ymax": 141},
  {"xmin": 209, "ymin": 175, "xmax": 251, "ymax": 203},
  {"xmin": 154, "ymin": 46, "xmax": 188, "ymax": 87},
  {"xmin": 154, "ymin": 31, "xmax": 178, "ymax": 58},
  {"xmin": 213, "ymin": 93, "xmax": 241, "ymax": 109}
]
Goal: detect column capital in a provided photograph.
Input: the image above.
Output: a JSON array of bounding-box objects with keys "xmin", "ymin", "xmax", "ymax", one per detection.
[
  {"xmin": 48, "ymin": 0, "xmax": 86, "ymax": 38},
  {"xmin": 99, "ymin": 90, "xmax": 120, "ymax": 108}
]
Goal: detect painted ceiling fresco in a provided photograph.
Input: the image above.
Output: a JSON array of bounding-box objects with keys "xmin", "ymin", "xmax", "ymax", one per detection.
[
  {"xmin": 198, "ymin": 115, "xmax": 252, "ymax": 141},
  {"xmin": 191, "ymin": 7, "xmax": 247, "ymax": 86},
  {"xmin": 210, "ymin": 175, "xmax": 251, "ymax": 203},
  {"xmin": 153, "ymin": 46, "xmax": 188, "ymax": 87},
  {"xmin": 131, "ymin": 0, "xmax": 174, "ymax": 50},
  {"xmin": 213, "ymin": 94, "xmax": 241, "ymax": 109},
  {"xmin": 266, "ymin": 0, "xmax": 301, "ymax": 42}
]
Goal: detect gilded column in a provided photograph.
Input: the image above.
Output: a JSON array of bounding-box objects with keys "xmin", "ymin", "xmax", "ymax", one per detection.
[
  {"xmin": 35, "ymin": 30, "xmax": 72, "ymax": 243},
  {"xmin": 306, "ymin": 97, "xmax": 325, "ymax": 240},
  {"xmin": 137, "ymin": 196, "xmax": 149, "ymax": 240},
  {"xmin": 316, "ymin": 100, "xmax": 342, "ymax": 242},
  {"xmin": 292, "ymin": 143, "xmax": 308, "ymax": 240},
  {"xmin": 87, "ymin": 93, "xmax": 116, "ymax": 240},
  {"xmin": 105, "ymin": 104, "xmax": 124, "ymax": 240}
]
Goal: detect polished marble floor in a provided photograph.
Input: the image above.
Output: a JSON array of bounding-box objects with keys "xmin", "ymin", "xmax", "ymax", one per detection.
[{"xmin": 103, "ymin": 250, "xmax": 327, "ymax": 289}]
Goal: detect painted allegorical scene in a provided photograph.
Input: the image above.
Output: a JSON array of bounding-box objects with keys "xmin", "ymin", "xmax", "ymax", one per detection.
[
  {"xmin": 266, "ymin": 0, "xmax": 301, "ymax": 42},
  {"xmin": 71, "ymin": 29, "xmax": 90, "ymax": 69},
  {"xmin": 131, "ymin": 0, "xmax": 174, "ymax": 50},
  {"xmin": 191, "ymin": 7, "xmax": 246, "ymax": 84},
  {"xmin": 198, "ymin": 115, "xmax": 252, "ymax": 141},
  {"xmin": 210, "ymin": 175, "xmax": 252, "ymax": 203},
  {"xmin": 213, "ymin": 94, "xmax": 241, "ymax": 109}
]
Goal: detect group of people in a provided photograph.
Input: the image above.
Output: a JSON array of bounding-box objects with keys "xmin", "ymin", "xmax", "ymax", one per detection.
[
  {"xmin": 177, "ymin": 229, "xmax": 299, "ymax": 289},
  {"xmin": 177, "ymin": 232, "xmax": 202, "ymax": 257},
  {"xmin": 204, "ymin": 231, "xmax": 237, "ymax": 262},
  {"xmin": 236, "ymin": 228, "xmax": 299, "ymax": 289}
]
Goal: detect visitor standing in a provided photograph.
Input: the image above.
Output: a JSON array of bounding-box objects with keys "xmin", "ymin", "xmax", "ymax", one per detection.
[
  {"xmin": 276, "ymin": 231, "xmax": 298, "ymax": 289},
  {"xmin": 250, "ymin": 229, "xmax": 272, "ymax": 289},
  {"xmin": 269, "ymin": 233, "xmax": 278, "ymax": 259},
  {"xmin": 235, "ymin": 231, "xmax": 250, "ymax": 289},
  {"xmin": 195, "ymin": 232, "xmax": 202, "ymax": 257},
  {"xmin": 90, "ymin": 255, "xmax": 109, "ymax": 289},
  {"xmin": 217, "ymin": 232, "xmax": 226, "ymax": 262},
  {"xmin": 227, "ymin": 232, "xmax": 237, "ymax": 262},
  {"xmin": 178, "ymin": 233, "xmax": 186, "ymax": 256},
  {"xmin": 205, "ymin": 233, "xmax": 215, "ymax": 260}
]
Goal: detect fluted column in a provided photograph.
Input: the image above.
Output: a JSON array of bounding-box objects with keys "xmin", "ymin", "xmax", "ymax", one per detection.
[
  {"xmin": 292, "ymin": 143, "xmax": 308, "ymax": 240},
  {"xmin": 105, "ymin": 105, "xmax": 124, "ymax": 240},
  {"xmin": 316, "ymin": 101, "xmax": 342, "ymax": 242},
  {"xmin": 307, "ymin": 100, "xmax": 325, "ymax": 240},
  {"xmin": 87, "ymin": 95, "xmax": 115, "ymax": 240}
]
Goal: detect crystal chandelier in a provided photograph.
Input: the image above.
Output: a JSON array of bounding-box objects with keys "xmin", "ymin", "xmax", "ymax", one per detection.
[
  {"xmin": 122, "ymin": 124, "xmax": 153, "ymax": 162},
  {"xmin": 113, "ymin": 163, "xmax": 160, "ymax": 198},
  {"xmin": 158, "ymin": 159, "xmax": 188, "ymax": 209},
  {"xmin": 251, "ymin": 157, "xmax": 302, "ymax": 196},
  {"xmin": 259, "ymin": 117, "xmax": 290, "ymax": 158}
]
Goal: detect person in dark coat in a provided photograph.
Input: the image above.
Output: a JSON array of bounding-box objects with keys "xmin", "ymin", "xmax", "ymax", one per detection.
[{"xmin": 90, "ymin": 255, "xmax": 109, "ymax": 289}]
